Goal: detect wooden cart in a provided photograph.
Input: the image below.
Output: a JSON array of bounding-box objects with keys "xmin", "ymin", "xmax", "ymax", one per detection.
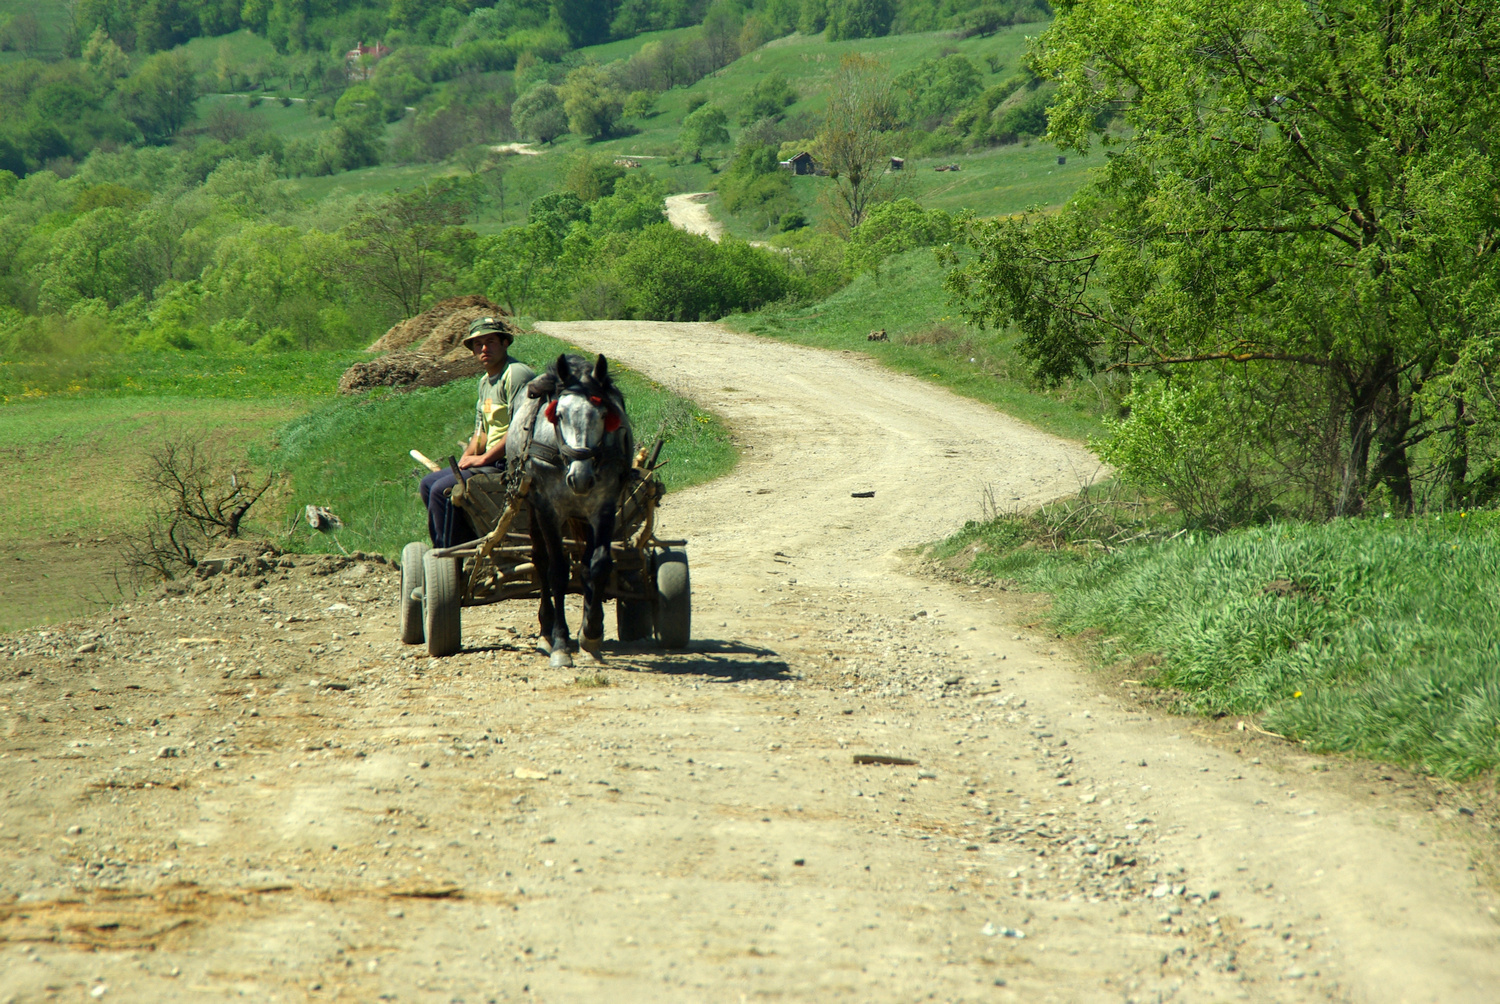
[{"xmin": 397, "ymin": 444, "xmax": 690, "ymax": 658}]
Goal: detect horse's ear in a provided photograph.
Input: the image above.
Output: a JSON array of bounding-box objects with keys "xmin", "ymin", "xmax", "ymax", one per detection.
[
  {"xmin": 555, "ymin": 353, "xmax": 570, "ymax": 378},
  {"xmin": 593, "ymin": 354, "xmax": 609, "ymax": 384}
]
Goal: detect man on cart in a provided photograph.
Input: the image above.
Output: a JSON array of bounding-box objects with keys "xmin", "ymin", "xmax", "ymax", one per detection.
[{"xmin": 419, "ymin": 316, "xmax": 535, "ymax": 548}]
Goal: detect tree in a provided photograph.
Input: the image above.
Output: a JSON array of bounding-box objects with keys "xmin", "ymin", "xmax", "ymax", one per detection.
[
  {"xmin": 322, "ymin": 186, "xmax": 470, "ymax": 318},
  {"xmin": 116, "ymin": 50, "xmax": 199, "ymax": 144},
  {"xmin": 474, "ymin": 221, "xmax": 564, "ymax": 315},
  {"xmin": 894, "ymin": 54, "xmax": 982, "ymax": 123},
  {"xmin": 679, "ymin": 103, "xmax": 729, "ymax": 163},
  {"xmin": 553, "ymin": 0, "xmax": 614, "ymax": 48},
  {"xmin": 622, "ymin": 89, "xmax": 656, "ymax": 120},
  {"xmin": 825, "ymin": 0, "xmax": 894, "ymax": 41},
  {"xmin": 560, "ymin": 63, "xmax": 623, "ymax": 139},
  {"xmin": 512, "ymin": 84, "xmax": 567, "ymax": 144},
  {"xmin": 819, "ymin": 54, "xmax": 899, "ymax": 231},
  {"xmin": 944, "ymin": 0, "xmax": 1500, "ymax": 517},
  {"xmin": 81, "ymin": 26, "xmax": 129, "ymax": 81},
  {"xmin": 739, "ymin": 72, "xmax": 797, "ymax": 126}
]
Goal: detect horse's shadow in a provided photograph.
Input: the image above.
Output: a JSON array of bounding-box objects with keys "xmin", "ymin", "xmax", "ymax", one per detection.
[{"xmin": 465, "ymin": 636, "xmax": 795, "ymax": 682}]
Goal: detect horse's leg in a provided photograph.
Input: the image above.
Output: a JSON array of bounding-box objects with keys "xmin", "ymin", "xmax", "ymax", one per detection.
[
  {"xmin": 539, "ymin": 513, "xmax": 573, "ymax": 669},
  {"xmin": 530, "ymin": 514, "xmax": 554, "ymax": 655},
  {"xmin": 579, "ymin": 508, "xmax": 614, "ymax": 660}
]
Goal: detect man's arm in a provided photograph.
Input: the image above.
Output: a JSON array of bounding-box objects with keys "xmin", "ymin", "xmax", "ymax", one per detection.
[{"xmin": 456, "ymin": 430, "xmax": 487, "ymax": 468}]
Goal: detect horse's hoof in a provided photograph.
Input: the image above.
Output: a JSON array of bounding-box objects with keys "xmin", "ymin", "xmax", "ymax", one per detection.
[
  {"xmin": 536, "ymin": 637, "xmax": 551, "ymax": 655},
  {"xmin": 550, "ymin": 649, "xmax": 573, "ymax": 669},
  {"xmin": 580, "ymin": 633, "xmax": 603, "ymax": 657}
]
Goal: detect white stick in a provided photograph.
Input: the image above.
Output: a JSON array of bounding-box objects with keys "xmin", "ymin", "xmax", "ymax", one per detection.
[{"xmin": 410, "ymin": 449, "xmax": 441, "ymax": 472}]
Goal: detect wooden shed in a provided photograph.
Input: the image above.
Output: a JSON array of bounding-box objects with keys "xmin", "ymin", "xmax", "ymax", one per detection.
[{"xmin": 779, "ymin": 151, "xmax": 818, "ymax": 175}]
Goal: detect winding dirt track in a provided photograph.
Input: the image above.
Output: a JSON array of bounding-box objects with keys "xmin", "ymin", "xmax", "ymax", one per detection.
[
  {"xmin": 2, "ymin": 321, "xmax": 1498, "ymax": 1002},
  {"xmin": 663, "ymin": 193, "xmax": 726, "ymax": 242}
]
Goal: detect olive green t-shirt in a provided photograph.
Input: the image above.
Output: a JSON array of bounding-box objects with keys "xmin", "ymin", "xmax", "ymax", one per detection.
[{"xmin": 475, "ymin": 359, "xmax": 536, "ymax": 451}]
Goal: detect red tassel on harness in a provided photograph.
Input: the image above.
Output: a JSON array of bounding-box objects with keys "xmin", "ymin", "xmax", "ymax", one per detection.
[
  {"xmin": 544, "ymin": 400, "xmax": 557, "ymax": 424},
  {"xmin": 604, "ymin": 411, "xmax": 621, "ymax": 433}
]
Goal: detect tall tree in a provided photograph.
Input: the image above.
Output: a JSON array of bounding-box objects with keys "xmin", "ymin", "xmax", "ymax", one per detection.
[
  {"xmin": 322, "ymin": 186, "xmax": 471, "ymax": 319},
  {"xmin": 679, "ymin": 102, "xmax": 729, "ymax": 163},
  {"xmin": 818, "ymin": 53, "xmax": 899, "ymax": 232},
  {"xmin": 945, "ymin": 0, "xmax": 1500, "ymax": 516},
  {"xmin": 552, "ymin": 0, "xmax": 615, "ymax": 48},
  {"xmin": 116, "ymin": 50, "xmax": 199, "ymax": 144}
]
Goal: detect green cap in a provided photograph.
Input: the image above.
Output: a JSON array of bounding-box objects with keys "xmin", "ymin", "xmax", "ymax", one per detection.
[{"xmin": 463, "ymin": 316, "xmax": 512, "ymax": 347}]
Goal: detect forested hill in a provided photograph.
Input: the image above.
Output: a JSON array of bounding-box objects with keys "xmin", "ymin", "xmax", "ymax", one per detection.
[{"xmin": 1, "ymin": 0, "xmax": 1050, "ymax": 203}]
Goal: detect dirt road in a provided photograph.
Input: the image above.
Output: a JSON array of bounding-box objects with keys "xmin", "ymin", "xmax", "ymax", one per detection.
[
  {"xmin": 663, "ymin": 194, "xmax": 725, "ymax": 242},
  {"xmin": 3, "ymin": 321, "xmax": 1498, "ymax": 1002}
]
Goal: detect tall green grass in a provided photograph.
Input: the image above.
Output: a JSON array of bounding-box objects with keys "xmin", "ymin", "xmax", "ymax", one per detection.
[
  {"xmin": 265, "ymin": 331, "xmax": 736, "ymax": 557},
  {"xmin": 938, "ymin": 512, "xmax": 1500, "ymax": 777},
  {"xmin": 0, "ymin": 351, "xmax": 360, "ymax": 403},
  {"xmin": 733, "ymin": 248, "xmax": 1109, "ymax": 443}
]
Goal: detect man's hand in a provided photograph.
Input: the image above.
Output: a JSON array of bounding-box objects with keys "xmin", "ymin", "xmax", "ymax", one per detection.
[{"xmin": 457, "ymin": 454, "xmax": 485, "ymax": 469}]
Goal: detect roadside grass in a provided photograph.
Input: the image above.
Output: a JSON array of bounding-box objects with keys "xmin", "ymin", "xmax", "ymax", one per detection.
[
  {"xmin": 0, "ymin": 338, "xmax": 734, "ymax": 628},
  {"xmin": 0, "ymin": 394, "xmax": 309, "ymax": 632},
  {"xmin": 265, "ymin": 330, "xmax": 736, "ymax": 558},
  {"xmin": 934, "ymin": 505, "xmax": 1500, "ymax": 778},
  {"xmin": 0, "ymin": 350, "xmax": 360, "ymax": 403},
  {"xmin": 730, "ymin": 248, "xmax": 1110, "ymax": 443}
]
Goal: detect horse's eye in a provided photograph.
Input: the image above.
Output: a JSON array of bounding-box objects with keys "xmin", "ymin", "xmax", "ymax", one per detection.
[{"xmin": 588, "ymin": 395, "xmax": 603, "ymax": 406}]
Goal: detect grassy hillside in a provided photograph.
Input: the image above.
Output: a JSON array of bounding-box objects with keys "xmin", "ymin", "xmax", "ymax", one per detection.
[
  {"xmin": 233, "ymin": 22, "xmax": 1088, "ymax": 230},
  {"xmin": 732, "ymin": 248, "xmax": 1109, "ymax": 443}
]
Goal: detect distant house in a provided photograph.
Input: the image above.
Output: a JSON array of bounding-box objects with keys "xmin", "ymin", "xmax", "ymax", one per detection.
[
  {"xmin": 889, "ymin": 156, "xmax": 904, "ymax": 171},
  {"xmin": 345, "ymin": 41, "xmax": 391, "ymax": 80},
  {"xmin": 779, "ymin": 151, "xmax": 818, "ymax": 175}
]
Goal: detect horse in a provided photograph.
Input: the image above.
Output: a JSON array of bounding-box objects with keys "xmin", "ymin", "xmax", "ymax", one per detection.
[{"xmin": 507, "ymin": 353, "xmax": 635, "ymax": 668}]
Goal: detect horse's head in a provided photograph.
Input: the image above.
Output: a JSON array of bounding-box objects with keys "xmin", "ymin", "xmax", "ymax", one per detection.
[{"xmin": 544, "ymin": 353, "xmax": 625, "ymax": 495}]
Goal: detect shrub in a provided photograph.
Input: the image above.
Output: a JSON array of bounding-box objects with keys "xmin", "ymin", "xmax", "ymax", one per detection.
[
  {"xmin": 611, "ymin": 224, "xmax": 805, "ymax": 321},
  {"xmin": 844, "ymin": 198, "xmax": 955, "ymax": 275},
  {"xmin": 739, "ymin": 72, "xmax": 798, "ymax": 126}
]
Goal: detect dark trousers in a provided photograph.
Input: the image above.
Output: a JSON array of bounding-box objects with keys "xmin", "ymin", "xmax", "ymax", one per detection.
[{"xmin": 420, "ymin": 468, "xmax": 483, "ymax": 548}]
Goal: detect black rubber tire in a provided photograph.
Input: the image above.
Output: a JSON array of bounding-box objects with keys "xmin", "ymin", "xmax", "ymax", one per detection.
[
  {"xmin": 399, "ymin": 541, "xmax": 428, "ymax": 645},
  {"xmin": 654, "ymin": 550, "xmax": 691, "ymax": 649},
  {"xmin": 422, "ymin": 551, "xmax": 463, "ymax": 657},
  {"xmin": 616, "ymin": 596, "xmax": 654, "ymax": 643}
]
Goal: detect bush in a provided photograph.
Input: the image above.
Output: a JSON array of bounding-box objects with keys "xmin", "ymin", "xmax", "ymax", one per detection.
[
  {"xmin": 738, "ymin": 72, "xmax": 798, "ymax": 126},
  {"xmin": 1095, "ymin": 378, "xmax": 1284, "ymax": 527},
  {"xmin": 513, "ymin": 84, "xmax": 567, "ymax": 144},
  {"xmin": 717, "ymin": 143, "xmax": 795, "ymax": 231},
  {"xmin": 612, "ymin": 224, "xmax": 805, "ymax": 320},
  {"xmin": 844, "ymin": 198, "xmax": 955, "ymax": 275},
  {"xmin": 826, "ymin": 0, "xmax": 897, "ymax": 40}
]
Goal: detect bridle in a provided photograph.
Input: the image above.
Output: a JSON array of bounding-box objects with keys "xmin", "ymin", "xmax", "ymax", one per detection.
[{"xmin": 534, "ymin": 387, "xmax": 622, "ymax": 465}]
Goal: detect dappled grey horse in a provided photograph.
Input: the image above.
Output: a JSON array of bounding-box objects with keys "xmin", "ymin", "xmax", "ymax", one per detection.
[{"xmin": 507, "ymin": 353, "xmax": 635, "ymax": 668}]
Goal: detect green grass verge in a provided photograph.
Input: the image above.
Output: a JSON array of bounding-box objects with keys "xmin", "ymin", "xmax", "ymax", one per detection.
[
  {"xmin": 934, "ymin": 510, "xmax": 1500, "ymax": 778},
  {"xmin": 0, "ymin": 339, "xmax": 735, "ymax": 628},
  {"xmin": 264, "ymin": 330, "xmax": 736, "ymax": 558},
  {"xmin": 0, "ymin": 350, "xmax": 360, "ymax": 403},
  {"xmin": 730, "ymin": 248, "xmax": 1107, "ymax": 443}
]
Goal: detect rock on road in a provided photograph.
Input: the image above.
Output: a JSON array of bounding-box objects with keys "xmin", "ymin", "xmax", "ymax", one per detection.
[{"xmin": 1, "ymin": 321, "xmax": 1497, "ymax": 1002}]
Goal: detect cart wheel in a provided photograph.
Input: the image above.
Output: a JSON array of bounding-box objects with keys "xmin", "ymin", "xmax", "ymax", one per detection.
[
  {"xmin": 616, "ymin": 595, "xmax": 654, "ymax": 643},
  {"xmin": 654, "ymin": 550, "xmax": 691, "ymax": 649},
  {"xmin": 399, "ymin": 541, "xmax": 429, "ymax": 645},
  {"xmin": 423, "ymin": 551, "xmax": 463, "ymax": 657}
]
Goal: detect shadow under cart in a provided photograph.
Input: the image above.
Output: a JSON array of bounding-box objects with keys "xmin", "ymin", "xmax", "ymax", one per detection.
[{"xmin": 396, "ymin": 449, "xmax": 690, "ymax": 658}]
